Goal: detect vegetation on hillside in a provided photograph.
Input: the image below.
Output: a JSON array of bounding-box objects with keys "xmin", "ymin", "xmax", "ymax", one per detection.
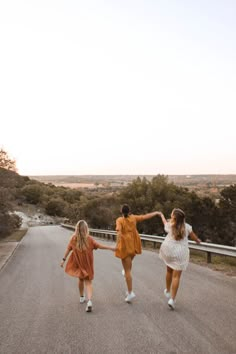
[
  {"xmin": 0, "ymin": 148, "xmax": 235, "ymax": 246},
  {"xmin": 0, "ymin": 151, "xmax": 25, "ymax": 236}
]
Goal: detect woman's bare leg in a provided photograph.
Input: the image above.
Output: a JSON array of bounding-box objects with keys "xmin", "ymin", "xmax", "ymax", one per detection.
[
  {"xmin": 84, "ymin": 280, "xmax": 93, "ymax": 300},
  {"xmin": 166, "ymin": 266, "xmax": 173, "ymax": 292},
  {"xmin": 122, "ymin": 256, "xmax": 133, "ymax": 293},
  {"xmin": 78, "ymin": 279, "xmax": 84, "ymax": 297},
  {"xmin": 171, "ymin": 270, "xmax": 182, "ymax": 300}
]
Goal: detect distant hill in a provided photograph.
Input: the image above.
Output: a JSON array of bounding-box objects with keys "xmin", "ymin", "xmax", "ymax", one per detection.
[{"xmin": 30, "ymin": 174, "xmax": 236, "ymax": 188}]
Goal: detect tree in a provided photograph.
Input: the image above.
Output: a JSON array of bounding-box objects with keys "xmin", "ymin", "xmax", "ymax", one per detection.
[
  {"xmin": 219, "ymin": 184, "xmax": 236, "ymax": 215},
  {"xmin": 21, "ymin": 184, "xmax": 42, "ymax": 204},
  {"xmin": 45, "ymin": 198, "xmax": 68, "ymax": 217},
  {"xmin": 0, "ymin": 188, "xmax": 22, "ymax": 238},
  {"xmin": 216, "ymin": 185, "xmax": 236, "ymax": 245},
  {"xmin": 0, "ymin": 148, "xmax": 17, "ymax": 172}
]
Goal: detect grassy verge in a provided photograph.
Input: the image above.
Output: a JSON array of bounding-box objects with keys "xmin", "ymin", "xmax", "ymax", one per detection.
[
  {"xmin": 189, "ymin": 250, "xmax": 236, "ymax": 277},
  {"xmin": 0, "ymin": 229, "xmax": 28, "ymax": 242}
]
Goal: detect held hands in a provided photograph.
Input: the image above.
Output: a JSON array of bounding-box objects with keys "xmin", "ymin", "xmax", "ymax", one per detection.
[{"xmin": 60, "ymin": 260, "xmax": 65, "ymax": 268}]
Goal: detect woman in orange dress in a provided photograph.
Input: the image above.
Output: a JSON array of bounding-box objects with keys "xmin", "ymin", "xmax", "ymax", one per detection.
[
  {"xmin": 115, "ymin": 204, "xmax": 159, "ymax": 302},
  {"xmin": 61, "ymin": 220, "xmax": 116, "ymax": 312}
]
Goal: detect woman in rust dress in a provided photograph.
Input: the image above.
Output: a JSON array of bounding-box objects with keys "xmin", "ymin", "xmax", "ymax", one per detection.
[
  {"xmin": 115, "ymin": 204, "xmax": 159, "ymax": 303},
  {"xmin": 61, "ymin": 220, "xmax": 116, "ymax": 312}
]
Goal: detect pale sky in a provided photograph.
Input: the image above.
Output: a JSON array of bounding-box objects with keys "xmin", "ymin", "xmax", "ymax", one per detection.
[{"xmin": 0, "ymin": 0, "xmax": 235, "ymax": 176}]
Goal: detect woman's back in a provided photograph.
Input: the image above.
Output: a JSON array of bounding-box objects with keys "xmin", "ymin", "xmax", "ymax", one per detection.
[
  {"xmin": 116, "ymin": 214, "xmax": 146, "ymax": 234},
  {"xmin": 65, "ymin": 235, "xmax": 99, "ymax": 279},
  {"xmin": 164, "ymin": 222, "xmax": 192, "ymax": 244}
]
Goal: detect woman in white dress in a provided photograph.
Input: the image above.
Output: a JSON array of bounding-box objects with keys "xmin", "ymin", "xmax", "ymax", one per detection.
[{"xmin": 158, "ymin": 208, "xmax": 201, "ymax": 310}]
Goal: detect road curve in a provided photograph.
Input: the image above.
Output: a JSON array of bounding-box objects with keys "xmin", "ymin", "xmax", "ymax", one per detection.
[{"xmin": 0, "ymin": 226, "xmax": 235, "ymax": 354}]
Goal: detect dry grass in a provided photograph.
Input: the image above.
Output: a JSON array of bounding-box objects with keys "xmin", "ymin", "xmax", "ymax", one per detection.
[
  {"xmin": 189, "ymin": 250, "xmax": 236, "ymax": 277},
  {"xmin": 1, "ymin": 229, "xmax": 28, "ymax": 242},
  {"xmin": 53, "ymin": 182, "xmax": 103, "ymax": 189}
]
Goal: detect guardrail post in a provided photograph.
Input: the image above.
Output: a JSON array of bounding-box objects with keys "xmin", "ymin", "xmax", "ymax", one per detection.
[{"xmin": 207, "ymin": 252, "xmax": 211, "ymax": 263}]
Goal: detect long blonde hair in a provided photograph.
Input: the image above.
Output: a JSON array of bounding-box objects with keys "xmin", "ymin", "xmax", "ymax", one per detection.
[
  {"xmin": 170, "ymin": 208, "xmax": 186, "ymax": 240},
  {"xmin": 74, "ymin": 220, "xmax": 89, "ymax": 250}
]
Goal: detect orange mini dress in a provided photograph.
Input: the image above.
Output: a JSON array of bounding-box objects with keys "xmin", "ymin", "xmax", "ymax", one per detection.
[
  {"xmin": 115, "ymin": 214, "xmax": 146, "ymax": 259},
  {"xmin": 65, "ymin": 235, "xmax": 99, "ymax": 280}
]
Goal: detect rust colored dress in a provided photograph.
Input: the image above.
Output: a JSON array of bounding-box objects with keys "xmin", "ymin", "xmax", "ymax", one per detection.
[
  {"xmin": 115, "ymin": 214, "xmax": 146, "ymax": 259},
  {"xmin": 65, "ymin": 235, "xmax": 99, "ymax": 280}
]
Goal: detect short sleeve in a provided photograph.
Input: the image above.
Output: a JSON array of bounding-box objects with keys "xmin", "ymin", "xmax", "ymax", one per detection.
[
  {"xmin": 90, "ymin": 236, "xmax": 99, "ymax": 250},
  {"xmin": 116, "ymin": 218, "xmax": 122, "ymax": 232},
  {"xmin": 134, "ymin": 215, "xmax": 146, "ymax": 222},
  {"xmin": 185, "ymin": 223, "xmax": 193, "ymax": 236},
  {"xmin": 164, "ymin": 222, "xmax": 171, "ymax": 233}
]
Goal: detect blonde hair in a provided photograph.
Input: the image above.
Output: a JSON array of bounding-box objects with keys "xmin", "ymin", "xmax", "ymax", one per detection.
[
  {"xmin": 74, "ymin": 220, "xmax": 89, "ymax": 250},
  {"xmin": 170, "ymin": 208, "xmax": 186, "ymax": 240}
]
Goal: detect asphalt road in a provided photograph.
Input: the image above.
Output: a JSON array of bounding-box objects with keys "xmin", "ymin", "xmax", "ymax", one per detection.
[{"xmin": 0, "ymin": 226, "xmax": 235, "ymax": 354}]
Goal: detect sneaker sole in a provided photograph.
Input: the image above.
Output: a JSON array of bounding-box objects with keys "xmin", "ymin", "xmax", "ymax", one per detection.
[
  {"xmin": 168, "ymin": 303, "xmax": 175, "ymax": 310},
  {"xmin": 125, "ymin": 296, "xmax": 136, "ymax": 303}
]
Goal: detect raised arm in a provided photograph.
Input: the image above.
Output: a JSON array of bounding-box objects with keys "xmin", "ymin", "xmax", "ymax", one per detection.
[
  {"xmin": 140, "ymin": 211, "xmax": 160, "ymax": 221},
  {"xmin": 156, "ymin": 212, "xmax": 167, "ymax": 225},
  {"xmin": 189, "ymin": 231, "xmax": 201, "ymax": 244}
]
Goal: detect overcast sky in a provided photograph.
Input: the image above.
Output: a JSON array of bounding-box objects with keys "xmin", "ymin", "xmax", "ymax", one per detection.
[{"xmin": 0, "ymin": 0, "xmax": 235, "ymax": 176}]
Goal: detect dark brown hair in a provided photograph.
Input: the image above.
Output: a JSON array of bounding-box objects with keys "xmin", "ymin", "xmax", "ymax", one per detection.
[{"xmin": 121, "ymin": 204, "xmax": 130, "ymax": 218}]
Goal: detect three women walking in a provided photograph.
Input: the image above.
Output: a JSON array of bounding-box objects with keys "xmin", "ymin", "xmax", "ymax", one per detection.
[{"xmin": 61, "ymin": 206, "xmax": 201, "ymax": 312}]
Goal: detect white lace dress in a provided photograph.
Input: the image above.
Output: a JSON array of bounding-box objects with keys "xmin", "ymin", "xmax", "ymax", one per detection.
[{"xmin": 159, "ymin": 222, "xmax": 192, "ymax": 270}]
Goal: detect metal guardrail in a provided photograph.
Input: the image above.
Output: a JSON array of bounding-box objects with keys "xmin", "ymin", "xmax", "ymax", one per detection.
[{"xmin": 61, "ymin": 224, "xmax": 236, "ymax": 263}]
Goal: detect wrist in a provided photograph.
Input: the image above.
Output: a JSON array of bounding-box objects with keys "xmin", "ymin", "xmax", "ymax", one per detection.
[{"xmin": 62, "ymin": 258, "xmax": 66, "ymax": 261}]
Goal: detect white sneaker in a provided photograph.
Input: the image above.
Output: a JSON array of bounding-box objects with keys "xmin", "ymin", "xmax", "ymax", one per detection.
[
  {"xmin": 125, "ymin": 291, "xmax": 136, "ymax": 303},
  {"xmin": 122, "ymin": 269, "xmax": 125, "ymax": 277},
  {"xmin": 86, "ymin": 300, "xmax": 93, "ymax": 312},
  {"xmin": 80, "ymin": 296, "xmax": 85, "ymax": 304},
  {"xmin": 168, "ymin": 298, "xmax": 176, "ymax": 310},
  {"xmin": 164, "ymin": 289, "xmax": 171, "ymax": 299}
]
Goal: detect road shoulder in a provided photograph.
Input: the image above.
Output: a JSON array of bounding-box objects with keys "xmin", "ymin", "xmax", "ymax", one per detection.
[
  {"xmin": 0, "ymin": 242, "xmax": 19, "ymax": 271},
  {"xmin": 0, "ymin": 228, "xmax": 28, "ymax": 271}
]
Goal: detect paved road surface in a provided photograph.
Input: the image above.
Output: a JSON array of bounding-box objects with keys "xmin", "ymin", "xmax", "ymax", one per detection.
[{"xmin": 0, "ymin": 226, "xmax": 235, "ymax": 354}]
